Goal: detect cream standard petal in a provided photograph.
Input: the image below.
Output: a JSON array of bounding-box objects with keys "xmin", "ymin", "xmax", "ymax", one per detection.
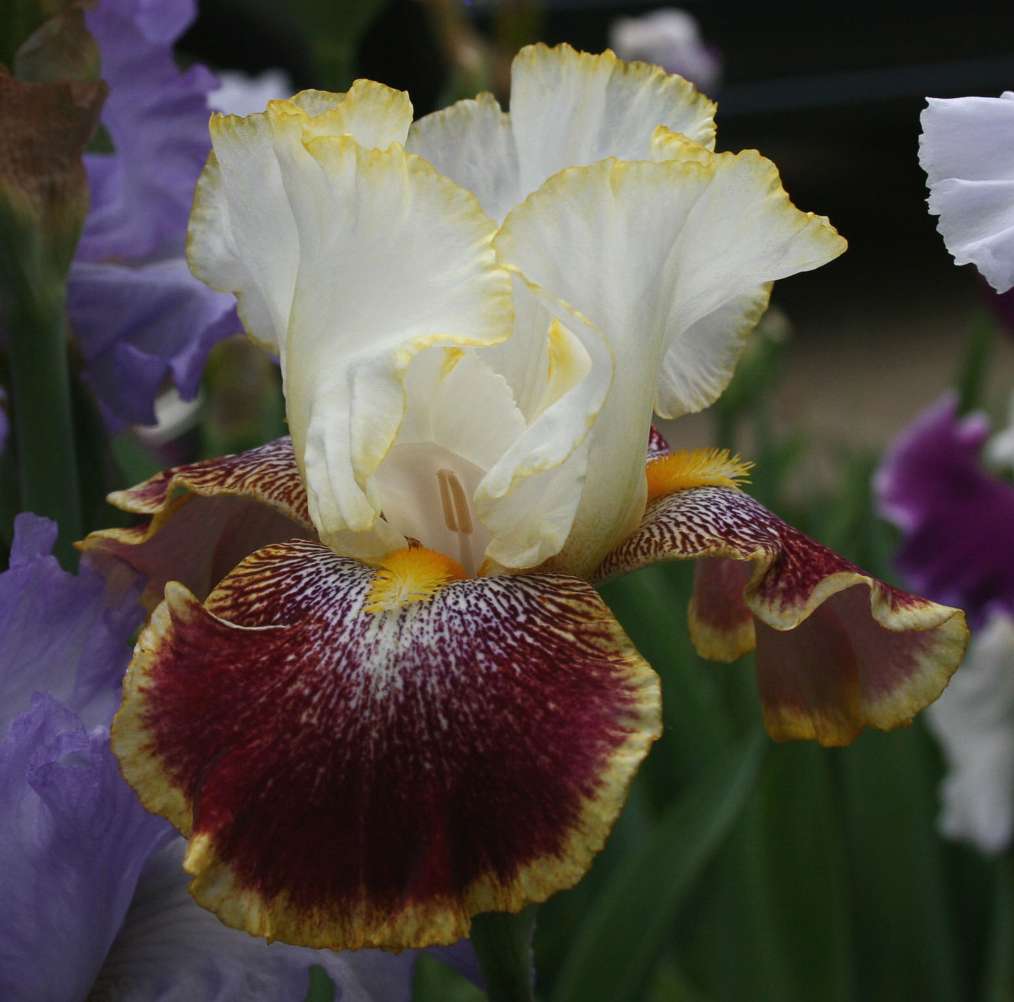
[
  {"xmin": 271, "ymin": 133, "xmax": 512, "ymax": 553},
  {"xmin": 510, "ymin": 43, "xmax": 716, "ymax": 202},
  {"xmin": 648, "ymin": 130, "xmax": 846, "ymax": 416},
  {"xmin": 496, "ymin": 155, "xmax": 844, "ymax": 575},
  {"xmin": 406, "ymin": 92, "xmax": 520, "ymax": 223},
  {"xmin": 476, "ymin": 280, "xmax": 610, "ymax": 570},
  {"xmin": 407, "ymin": 44, "xmax": 716, "ymax": 222},
  {"xmin": 187, "ymin": 115, "xmax": 295, "ymax": 354},
  {"xmin": 300, "ymin": 79, "xmax": 413, "ymax": 148},
  {"xmin": 186, "ymin": 83, "xmax": 413, "ymax": 356}
]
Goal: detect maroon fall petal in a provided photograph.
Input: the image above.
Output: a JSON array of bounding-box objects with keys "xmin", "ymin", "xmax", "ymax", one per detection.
[
  {"xmin": 596, "ymin": 485, "xmax": 968, "ymax": 745},
  {"xmin": 79, "ymin": 437, "xmax": 313, "ymax": 605},
  {"xmin": 112, "ymin": 539, "xmax": 660, "ymax": 950}
]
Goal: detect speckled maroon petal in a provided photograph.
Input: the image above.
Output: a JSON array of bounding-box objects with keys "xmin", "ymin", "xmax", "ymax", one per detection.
[
  {"xmin": 688, "ymin": 557, "xmax": 755, "ymax": 662},
  {"xmin": 80, "ymin": 438, "xmax": 313, "ymax": 606},
  {"xmin": 597, "ymin": 486, "xmax": 968, "ymax": 746},
  {"xmin": 107, "ymin": 436, "xmax": 309, "ymax": 522},
  {"xmin": 112, "ymin": 540, "xmax": 660, "ymax": 949}
]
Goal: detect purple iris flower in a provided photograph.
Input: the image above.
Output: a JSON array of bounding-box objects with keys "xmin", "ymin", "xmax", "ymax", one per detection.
[
  {"xmin": 875, "ymin": 392, "xmax": 1014, "ymax": 625},
  {"xmin": 0, "ymin": 514, "xmax": 474, "ymax": 999},
  {"xmin": 68, "ymin": 0, "xmax": 239, "ymax": 429}
]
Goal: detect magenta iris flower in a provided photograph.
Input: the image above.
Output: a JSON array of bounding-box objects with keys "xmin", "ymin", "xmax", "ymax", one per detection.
[
  {"xmin": 875, "ymin": 392, "xmax": 1014, "ymax": 626},
  {"xmin": 877, "ymin": 395, "xmax": 1014, "ymax": 853}
]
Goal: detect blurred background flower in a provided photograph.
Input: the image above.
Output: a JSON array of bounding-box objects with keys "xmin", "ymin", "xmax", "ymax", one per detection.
[
  {"xmin": 919, "ymin": 91, "xmax": 1014, "ymax": 295},
  {"xmin": 926, "ymin": 610, "xmax": 1014, "ymax": 854},
  {"xmin": 68, "ymin": 0, "xmax": 239, "ymax": 432},
  {"xmin": 877, "ymin": 394, "xmax": 1014, "ymax": 858},
  {"xmin": 608, "ymin": 7, "xmax": 721, "ymax": 94},
  {"xmin": 875, "ymin": 393, "xmax": 1014, "ymax": 621}
]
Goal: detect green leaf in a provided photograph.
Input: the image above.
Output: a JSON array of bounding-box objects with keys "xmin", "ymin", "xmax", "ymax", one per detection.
[
  {"xmin": 413, "ymin": 953, "xmax": 487, "ymax": 1002},
  {"xmin": 470, "ymin": 907, "xmax": 537, "ymax": 1002},
  {"xmin": 13, "ymin": 4, "xmax": 100, "ymax": 83},
  {"xmin": 551, "ymin": 731, "xmax": 766, "ymax": 1002},
  {"xmin": 600, "ymin": 563, "xmax": 735, "ymax": 798},
  {"xmin": 982, "ymin": 854, "xmax": 1014, "ymax": 1002},
  {"xmin": 284, "ymin": 0, "xmax": 386, "ymax": 89},
  {"xmin": 645, "ymin": 954, "xmax": 716, "ymax": 1002},
  {"xmin": 955, "ymin": 313, "xmax": 997, "ymax": 416},
  {"xmin": 0, "ymin": 0, "xmax": 65, "ymax": 67},
  {"xmin": 0, "ymin": 64, "xmax": 105, "ymax": 566},
  {"xmin": 303, "ymin": 964, "xmax": 336, "ymax": 1002},
  {"xmin": 199, "ymin": 335, "xmax": 286, "ymax": 459},
  {"xmin": 674, "ymin": 742, "xmax": 854, "ymax": 1002},
  {"xmin": 839, "ymin": 725, "xmax": 963, "ymax": 1002},
  {"xmin": 109, "ymin": 431, "xmax": 165, "ymax": 491}
]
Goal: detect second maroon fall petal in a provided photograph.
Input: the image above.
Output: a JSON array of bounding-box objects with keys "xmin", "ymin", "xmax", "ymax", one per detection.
[{"xmin": 597, "ymin": 485, "xmax": 967, "ymax": 745}]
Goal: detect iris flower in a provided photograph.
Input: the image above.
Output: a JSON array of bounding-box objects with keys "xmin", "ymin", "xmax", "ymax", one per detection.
[
  {"xmin": 609, "ymin": 8, "xmax": 721, "ymax": 95},
  {"xmin": 2, "ymin": 515, "xmax": 446, "ymax": 1000},
  {"xmin": 67, "ymin": 0, "xmax": 238, "ymax": 429},
  {"xmin": 926, "ymin": 609, "xmax": 1014, "ymax": 854},
  {"xmin": 84, "ymin": 45, "xmax": 968, "ymax": 951},
  {"xmin": 877, "ymin": 394, "xmax": 1014, "ymax": 852},
  {"xmin": 919, "ymin": 91, "xmax": 1014, "ymax": 294},
  {"xmin": 876, "ymin": 393, "xmax": 1014, "ymax": 624}
]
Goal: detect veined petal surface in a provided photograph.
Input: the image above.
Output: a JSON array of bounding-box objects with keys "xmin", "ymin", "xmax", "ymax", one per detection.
[
  {"xmin": 495, "ymin": 155, "xmax": 844, "ymax": 575},
  {"xmin": 407, "ymin": 43, "xmax": 716, "ymax": 222},
  {"xmin": 112, "ymin": 540, "xmax": 659, "ymax": 949},
  {"xmin": 919, "ymin": 92, "xmax": 1014, "ymax": 293},
  {"xmin": 186, "ymin": 81, "xmax": 413, "ymax": 354},
  {"xmin": 272, "ymin": 135, "xmax": 512, "ymax": 550},
  {"xmin": 597, "ymin": 485, "xmax": 967, "ymax": 746},
  {"xmin": 80, "ymin": 438, "xmax": 313, "ymax": 606}
]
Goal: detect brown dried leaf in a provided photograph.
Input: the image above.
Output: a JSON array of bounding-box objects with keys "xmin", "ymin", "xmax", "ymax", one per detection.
[
  {"xmin": 14, "ymin": 4, "xmax": 99, "ymax": 83},
  {"xmin": 0, "ymin": 69, "xmax": 105, "ymax": 275}
]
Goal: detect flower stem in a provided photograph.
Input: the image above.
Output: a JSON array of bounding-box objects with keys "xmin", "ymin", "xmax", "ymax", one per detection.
[
  {"xmin": 954, "ymin": 311, "xmax": 996, "ymax": 416},
  {"xmin": 470, "ymin": 908, "xmax": 537, "ymax": 1002},
  {"xmin": 7, "ymin": 267, "xmax": 81, "ymax": 567}
]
